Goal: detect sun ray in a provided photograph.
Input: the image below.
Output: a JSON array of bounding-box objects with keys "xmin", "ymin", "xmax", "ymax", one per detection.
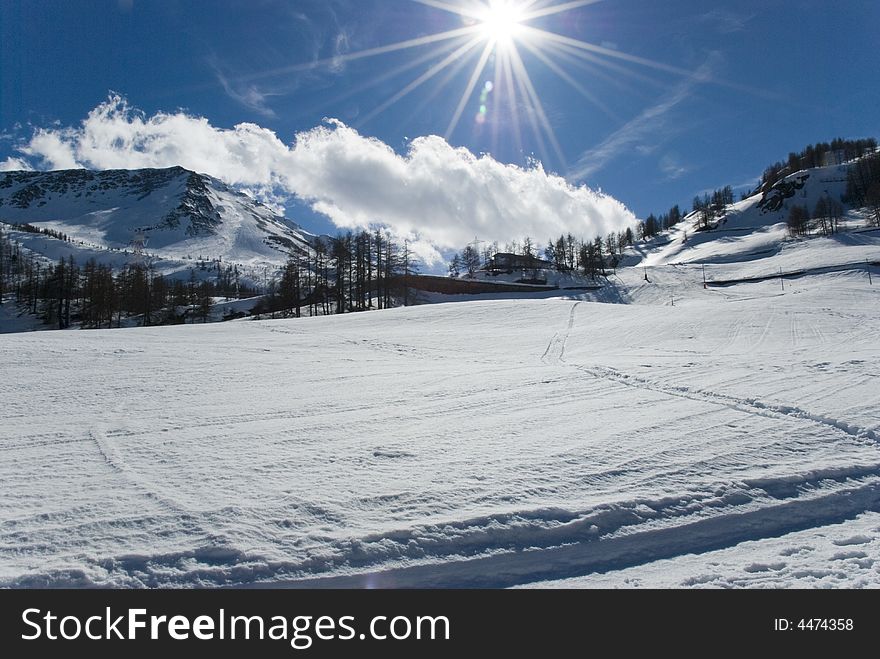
[
  {"xmin": 360, "ymin": 36, "xmax": 486, "ymax": 127},
  {"xmin": 310, "ymin": 37, "xmax": 474, "ymax": 120},
  {"xmin": 517, "ymin": 38, "xmax": 618, "ymax": 121},
  {"xmin": 410, "ymin": 0, "xmax": 486, "ymax": 20},
  {"xmin": 532, "ymin": 26, "xmax": 781, "ymax": 100},
  {"xmin": 523, "ymin": 26, "xmax": 697, "ymax": 78},
  {"xmin": 521, "ymin": 0, "xmax": 605, "ymax": 21},
  {"xmin": 490, "ymin": 47, "xmax": 506, "ymax": 158},
  {"xmin": 445, "ymin": 40, "xmax": 497, "ymax": 139},
  {"xmin": 500, "ymin": 49, "xmax": 525, "ymax": 159},
  {"xmin": 261, "ymin": 0, "xmax": 767, "ymax": 173},
  {"xmin": 406, "ymin": 40, "xmax": 491, "ymax": 126},
  {"xmin": 542, "ymin": 39, "xmax": 669, "ymax": 94},
  {"xmin": 238, "ymin": 25, "xmax": 482, "ymax": 84},
  {"xmin": 508, "ymin": 43, "xmax": 567, "ymax": 168},
  {"xmin": 510, "ymin": 55, "xmax": 550, "ymax": 165}
]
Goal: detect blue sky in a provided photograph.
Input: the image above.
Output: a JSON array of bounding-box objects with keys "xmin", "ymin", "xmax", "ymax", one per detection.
[{"xmin": 1, "ymin": 0, "xmax": 878, "ymax": 251}]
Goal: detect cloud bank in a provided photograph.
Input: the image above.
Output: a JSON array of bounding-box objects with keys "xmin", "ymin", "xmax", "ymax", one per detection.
[{"xmin": 8, "ymin": 96, "xmax": 635, "ymax": 261}]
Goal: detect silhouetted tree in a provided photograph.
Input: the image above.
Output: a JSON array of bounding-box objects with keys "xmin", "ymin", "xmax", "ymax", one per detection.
[{"xmin": 787, "ymin": 205, "xmax": 810, "ymax": 237}]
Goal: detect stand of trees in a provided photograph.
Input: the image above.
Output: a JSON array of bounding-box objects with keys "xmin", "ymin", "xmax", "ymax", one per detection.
[
  {"xmin": 1, "ymin": 225, "xmax": 418, "ymax": 327},
  {"xmin": 763, "ymin": 138, "xmax": 877, "ymax": 191},
  {"xmin": 545, "ymin": 229, "xmax": 633, "ymax": 277},
  {"xmin": 448, "ymin": 228, "xmax": 640, "ymax": 282},
  {"xmin": 633, "ymin": 204, "xmax": 684, "ymax": 241},
  {"xmin": 9, "ymin": 223, "xmax": 74, "ymax": 243},
  {"xmin": 787, "ymin": 196, "xmax": 845, "ymax": 238},
  {"xmin": 690, "ymin": 187, "xmax": 734, "ymax": 231},
  {"xmin": 257, "ymin": 230, "xmax": 412, "ymax": 318},
  {"xmin": 812, "ymin": 197, "xmax": 845, "ymax": 236},
  {"xmin": 845, "ymin": 151, "xmax": 880, "ymax": 226},
  {"xmin": 0, "ymin": 229, "xmax": 258, "ymax": 328}
]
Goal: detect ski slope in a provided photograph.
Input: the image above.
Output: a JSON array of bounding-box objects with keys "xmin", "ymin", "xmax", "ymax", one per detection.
[
  {"xmin": 522, "ymin": 511, "xmax": 880, "ymax": 588},
  {"xmin": 1, "ymin": 267, "xmax": 879, "ymax": 588}
]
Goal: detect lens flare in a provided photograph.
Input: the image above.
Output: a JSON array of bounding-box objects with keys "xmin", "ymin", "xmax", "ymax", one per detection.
[{"xmin": 257, "ymin": 1, "xmax": 706, "ymax": 173}]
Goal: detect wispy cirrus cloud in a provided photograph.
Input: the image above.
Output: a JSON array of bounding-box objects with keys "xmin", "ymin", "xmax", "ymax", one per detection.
[
  {"xmin": 699, "ymin": 9, "xmax": 758, "ymax": 34},
  {"xmin": 568, "ymin": 55, "xmax": 718, "ymax": 182},
  {"xmin": 659, "ymin": 153, "xmax": 689, "ymax": 180},
  {"xmin": 211, "ymin": 61, "xmax": 281, "ymax": 118}
]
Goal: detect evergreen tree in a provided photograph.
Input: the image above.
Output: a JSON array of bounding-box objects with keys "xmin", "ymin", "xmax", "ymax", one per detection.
[{"xmin": 448, "ymin": 253, "xmax": 461, "ymax": 278}]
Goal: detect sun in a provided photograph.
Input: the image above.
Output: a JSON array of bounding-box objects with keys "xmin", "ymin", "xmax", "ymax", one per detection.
[
  {"xmin": 477, "ymin": 1, "xmax": 526, "ymax": 45},
  {"xmin": 281, "ymin": 1, "xmax": 690, "ymax": 169}
]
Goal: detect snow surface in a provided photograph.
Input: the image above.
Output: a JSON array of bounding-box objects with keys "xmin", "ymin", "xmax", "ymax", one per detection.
[
  {"xmin": 520, "ymin": 512, "xmax": 880, "ymax": 589},
  {"xmin": 0, "ymin": 300, "xmax": 46, "ymax": 334},
  {"xmin": 1, "ymin": 266, "xmax": 879, "ymax": 588}
]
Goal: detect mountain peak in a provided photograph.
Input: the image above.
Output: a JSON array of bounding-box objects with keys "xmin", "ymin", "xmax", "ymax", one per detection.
[{"xmin": 0, "ymin": 166, "xmax": 312, "ymax": 273}]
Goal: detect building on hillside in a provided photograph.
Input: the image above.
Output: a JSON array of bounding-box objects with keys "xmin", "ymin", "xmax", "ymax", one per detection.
[
  {"xmin": 485, "ymin": 252, "xmax": 554, "ymax": 274},
  {"xmin": 483, "ymin": 252, "xmax": 554, "ymax": 284},
  {"xmin": 822, "ymin": 150, "xmax": 847, "ymax": 167}
]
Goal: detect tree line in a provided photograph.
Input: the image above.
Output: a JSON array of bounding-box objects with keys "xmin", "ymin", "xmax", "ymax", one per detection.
[
  {"xmin": 1, "ymin": 225, "xmax": 422, "ymax": 328},
  {"xmin": 0, "ymin": 226, "xmax": 258, "ymax": 329},
  {"xmin": 762, "ymin": 138, "xmax": 878, "ymax": 190},
  {"xmin": 448, "ymin": 228, "xmax": 643, "ymax": 281},
  {"xmin": 637, "ymin": 204, "xmax": 684, "ymax": 240},
  {"xmin": 845, "ymin": 151, "xmax": 880, "ymax": 226},
  {"xmin": 641, "ymin": 194, "xmax": 725, "ymax": 239},
  {"xmin": 255, "ymin": 230, "xmax": 416, "ymax": 318},
  {"xmin": 690, "ymin": 187, "xmax": 735, "ymax": 231},
  {"xmin": 9, "ymin": 222, "xmax": 74, "ymax": 243},
  {"xmin": 786, "ymin": 196, "xmax": 845, "ymax": 238}
]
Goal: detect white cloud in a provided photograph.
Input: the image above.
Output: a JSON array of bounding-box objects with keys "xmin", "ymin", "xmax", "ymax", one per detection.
[
  {"xmin": 21, "ymin": 130, "xmax": 80, "ymax": 170},
  {"xmin": 9, "ymin": 95, "xmax": 636, "ymax": 260},
  {"xmin": 0, "ymin": 157, "xmax": 33, "ymax": 172}
]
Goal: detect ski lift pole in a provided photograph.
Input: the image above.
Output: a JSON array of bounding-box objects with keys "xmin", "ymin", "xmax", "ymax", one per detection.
[{"xmin": 869, "ymin": 259, "xmax": 874, "ymax": 286}]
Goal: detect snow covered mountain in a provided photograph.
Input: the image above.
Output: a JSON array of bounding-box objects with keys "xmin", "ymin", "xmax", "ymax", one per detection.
[{"xmin": 0, "ymin": 167, "xmax": 313, "ymax": 269}]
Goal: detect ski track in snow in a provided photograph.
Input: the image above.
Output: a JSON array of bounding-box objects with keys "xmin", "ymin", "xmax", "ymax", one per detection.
[
  {"xmin": 572, "ymin": 364, "xmax": 878, "ymax": 444},
  {"xmin": 541, "ymin": 302, "xmax": 581, "ymax": 365},
  {"xmin": 1, "ymin": 270, "xmax": 880, "ymax": 588}
]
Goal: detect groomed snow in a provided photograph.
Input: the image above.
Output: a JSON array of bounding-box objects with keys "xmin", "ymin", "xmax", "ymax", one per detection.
[
  {"xmin": 1, "ymin": 266, "xmax": 879, "ymax": 588},
  {"xmin": 520, "ymin": 512, "xmax": 880, "ymax": 588}
]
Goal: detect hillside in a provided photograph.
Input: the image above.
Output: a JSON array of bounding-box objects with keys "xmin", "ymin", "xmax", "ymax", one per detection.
[
  {"xmin": 0, "ymin": 167, "xmax": 313, "ymax": 282},
  {"xmin": 0, "ymin": 267, "xmax": 878, "ymax": 588},
  {"xmin": 628, "ymin": 161, "xmax": 876, "ymax": 275}
]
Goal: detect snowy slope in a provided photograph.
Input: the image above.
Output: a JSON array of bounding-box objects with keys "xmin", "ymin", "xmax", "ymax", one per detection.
[
  {"xmin": 521, "ymin": 512, "xmax": 880, "ymax": 588},
  {"xmin": 628, "ymin": 162, "xmax": 869, "ymax": 271},
  {"xmin": 0, "ymin": 168, "xmax": 313, "ymax": 274},
  {"xmin": 1, "ymin": 269, "xmax": 878, "ymax": 588}
]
